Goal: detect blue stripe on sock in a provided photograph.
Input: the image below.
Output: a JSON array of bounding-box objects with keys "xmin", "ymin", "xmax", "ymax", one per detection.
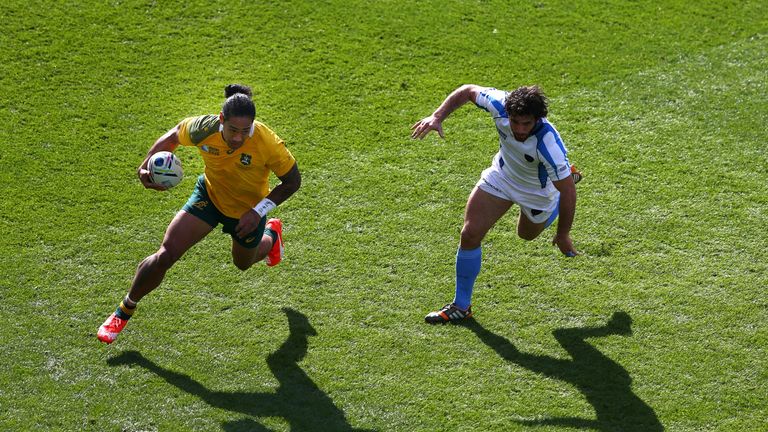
[{"xmin": 453, "ymin": 247, "xmax": 482, "ymax": 310}]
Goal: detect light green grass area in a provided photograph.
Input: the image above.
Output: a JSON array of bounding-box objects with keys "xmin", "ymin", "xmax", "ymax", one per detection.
[{"xmin": 1, "ymin": 1, "xmax": 766, "ymax": 430}]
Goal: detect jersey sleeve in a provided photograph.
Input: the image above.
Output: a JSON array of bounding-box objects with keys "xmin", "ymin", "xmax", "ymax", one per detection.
[
  {"xmin": 258, "ymin": 124, "xmax": 296, "ymax": 177},
  {"xmin": 473, "ymin": 88, "xmax": 508, "ymax": 118},
  {"xmin": 176, "ymin": 117, "xmax": 195, "ymax": 147},
  {"xmin": 536, "ymin": 129, "xmax": 571, "ymax": 182},
  {"xmin": 177, "ymin": 115, "xmax": 220, "ymax": 147}
]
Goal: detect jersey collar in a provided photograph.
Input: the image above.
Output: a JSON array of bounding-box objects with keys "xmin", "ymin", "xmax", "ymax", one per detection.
[{"xmin": 218, "ymin": 122, "xmax": 255, "ymax": 137}]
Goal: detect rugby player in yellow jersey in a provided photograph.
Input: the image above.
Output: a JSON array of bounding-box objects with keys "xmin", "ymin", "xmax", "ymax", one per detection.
[{"xmin": 98, "ymin": 84, "xmax": 301, "ymax": 344}]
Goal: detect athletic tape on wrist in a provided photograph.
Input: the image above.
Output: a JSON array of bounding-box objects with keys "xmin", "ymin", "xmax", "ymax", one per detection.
[{"xmin": 253, "ymin": 198, "xmax": 276, "ymax": 217}]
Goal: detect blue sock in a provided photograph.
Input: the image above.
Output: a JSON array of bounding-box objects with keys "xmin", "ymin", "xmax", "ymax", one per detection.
[{"xmin": 453, "ymin": 247, "xmax": 482, "ymax": 310}]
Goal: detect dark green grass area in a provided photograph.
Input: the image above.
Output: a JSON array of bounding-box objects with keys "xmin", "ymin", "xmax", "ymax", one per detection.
[{"xmin": 1, "ymin": 1, "xmax": 766, "ymax": 430}]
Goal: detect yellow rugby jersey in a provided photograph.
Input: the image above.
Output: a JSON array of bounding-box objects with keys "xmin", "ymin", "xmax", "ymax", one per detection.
[{"xmin": 177, "ymin": 114, "xmax": 295, "ymax": 218}]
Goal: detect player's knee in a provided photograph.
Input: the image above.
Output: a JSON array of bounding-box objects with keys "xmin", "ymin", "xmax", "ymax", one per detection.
[
  {"xmin": 155, "ymin": 247, "xmax": 182, "ymax": 269},
  {"xmin": 233, "ymin": 259, "xmax": 254, "ymax": 271},
  {"xmin": 232, "ymin": 253, "xmax": 258, "ymax": 271},
  {"xmin": 517, "ymin": 229, "xmax": 540, "ymax": 241},
  {"xmin": 460, "ymin": 225, "xmax": 484, "ymax": 248}
]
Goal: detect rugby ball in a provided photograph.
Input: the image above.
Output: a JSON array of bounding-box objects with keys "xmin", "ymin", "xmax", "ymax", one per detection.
[{"xmin": 148, "ymin": 151, "xmax": 183, "ymax": 188}]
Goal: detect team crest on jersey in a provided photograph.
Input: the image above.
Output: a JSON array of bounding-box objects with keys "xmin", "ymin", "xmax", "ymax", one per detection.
[{"xmin": 240, "ymin": 154, "xmax": 252, "ymax": 166}]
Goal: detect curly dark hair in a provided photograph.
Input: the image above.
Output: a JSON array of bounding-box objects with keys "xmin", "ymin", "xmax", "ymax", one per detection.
[
  {"xmin": 504, "ymin": 85, "xmax": 548, "ymax": 118},
  {"xmin": 222, "ymin": 84, "xmax": 255, "ymax": 120}
]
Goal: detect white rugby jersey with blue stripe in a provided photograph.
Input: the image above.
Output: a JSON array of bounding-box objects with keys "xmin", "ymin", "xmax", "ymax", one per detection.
[{"xmin": 474, "ymin": 88, "xmax": 571, "ymax": 207}]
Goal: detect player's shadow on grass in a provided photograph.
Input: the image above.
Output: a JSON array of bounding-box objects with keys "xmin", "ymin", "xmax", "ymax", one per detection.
[
  {"xmin": 460, "ymin": 312, "xmax": 663, "ymax": 431},
  {"xmin": 108, "ymin": 308, "xmax": 373, "ymax": 432}
]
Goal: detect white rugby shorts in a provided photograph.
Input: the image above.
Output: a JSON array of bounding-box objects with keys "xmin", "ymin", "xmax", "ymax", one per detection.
[{"xmin": 475, "ymin": 164, "xmax": 559, "ymax": 225}]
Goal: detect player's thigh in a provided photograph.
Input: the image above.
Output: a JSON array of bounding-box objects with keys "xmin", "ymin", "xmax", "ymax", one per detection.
[
  {"xmin": 230, "ymin": 239, "xmax": 259, "ymax": 265},
  {"xmin": 161, "ymin": 210, "xmax": 215, "ymax": 259},
  {"xmin": 463, "ymin": 186, "xmax": 514, "ymax": 237},
  {"xmin": 228, "ymin": 215, "xmax": 267, "ymax": 264}
]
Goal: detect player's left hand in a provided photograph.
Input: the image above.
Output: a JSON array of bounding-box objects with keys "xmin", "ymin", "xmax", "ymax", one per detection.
[
  {"xmin": 552, "ymin": 233, "xmax": 578, "ymax": 257},
  {"xmin": 235, "ymin": 210, "xmax": 262, "ymax": 238},
  {"xmin": 410, "ymin": 115, "xmax": 444, "ymax": 139}
]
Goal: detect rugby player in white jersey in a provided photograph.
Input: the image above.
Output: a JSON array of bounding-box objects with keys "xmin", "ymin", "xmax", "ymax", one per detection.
[{"xmin": 411, "ymin": 85, "xmax": 582, "ymax": 324}]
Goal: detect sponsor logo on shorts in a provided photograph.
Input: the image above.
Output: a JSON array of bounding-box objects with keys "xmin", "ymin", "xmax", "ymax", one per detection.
[
  {"xmin": 193, "ymin": 200, "xmax": 209, "ymax": 210},
  {"xmin": 245, "ymin": 236, "xmax": 256, "ymax": 243},
  {"xmin": 482, "ymin": 179, "xmax": 504, "ymax": 194}
]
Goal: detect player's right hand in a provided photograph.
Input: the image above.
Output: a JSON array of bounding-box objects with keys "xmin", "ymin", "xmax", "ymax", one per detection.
[
  {"xmin": 235, "ymin": 209, "xmax": 262, "ymax": 238},
  {"xmin": 410, "ymin": 115, "xmax": 444, "ymax": 139},
  {"xmin": 552, "ymin": 233, "xmax": 578, "ymax": 257},
  {"xmin": 138, "ymin": 168, "xmax": 168, "ymax": 191}
]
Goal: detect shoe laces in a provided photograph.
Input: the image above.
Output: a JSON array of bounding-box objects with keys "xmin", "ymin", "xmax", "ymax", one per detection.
[
  {"xmin": 443, "ymin": 303, "xmax": 469, "ymax": 315},
  {"xmin": 107, "ymin": 316, "xmax": 125, "ymax": 330},
  {"xmin": 442, "ymin": 303, "xmax": 459, "ymax": 313}
]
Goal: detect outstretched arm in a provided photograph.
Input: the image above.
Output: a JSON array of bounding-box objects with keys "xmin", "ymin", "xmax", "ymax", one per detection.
[
  {"xmin": 410, "ymin": 84, "xmax": 484, "ymax": 139},
  {"xmin": 551, "ymin": 175, "xmax": 577, "ymax": 256}
]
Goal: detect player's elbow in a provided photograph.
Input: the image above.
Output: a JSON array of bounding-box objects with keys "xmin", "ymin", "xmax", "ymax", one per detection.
[
  {"xmin": 280, "ymin": 164, "xmax": 301, "ymax": 195},
  {"xmin": 458, "ymin": 84, "xmax": 482, "ymax": 101}
]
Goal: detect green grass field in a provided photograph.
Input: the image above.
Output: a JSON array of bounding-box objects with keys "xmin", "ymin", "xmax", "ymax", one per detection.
[{"xmin": 1, "ymin": 1, "xmax": 766, "ymax": 430}]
